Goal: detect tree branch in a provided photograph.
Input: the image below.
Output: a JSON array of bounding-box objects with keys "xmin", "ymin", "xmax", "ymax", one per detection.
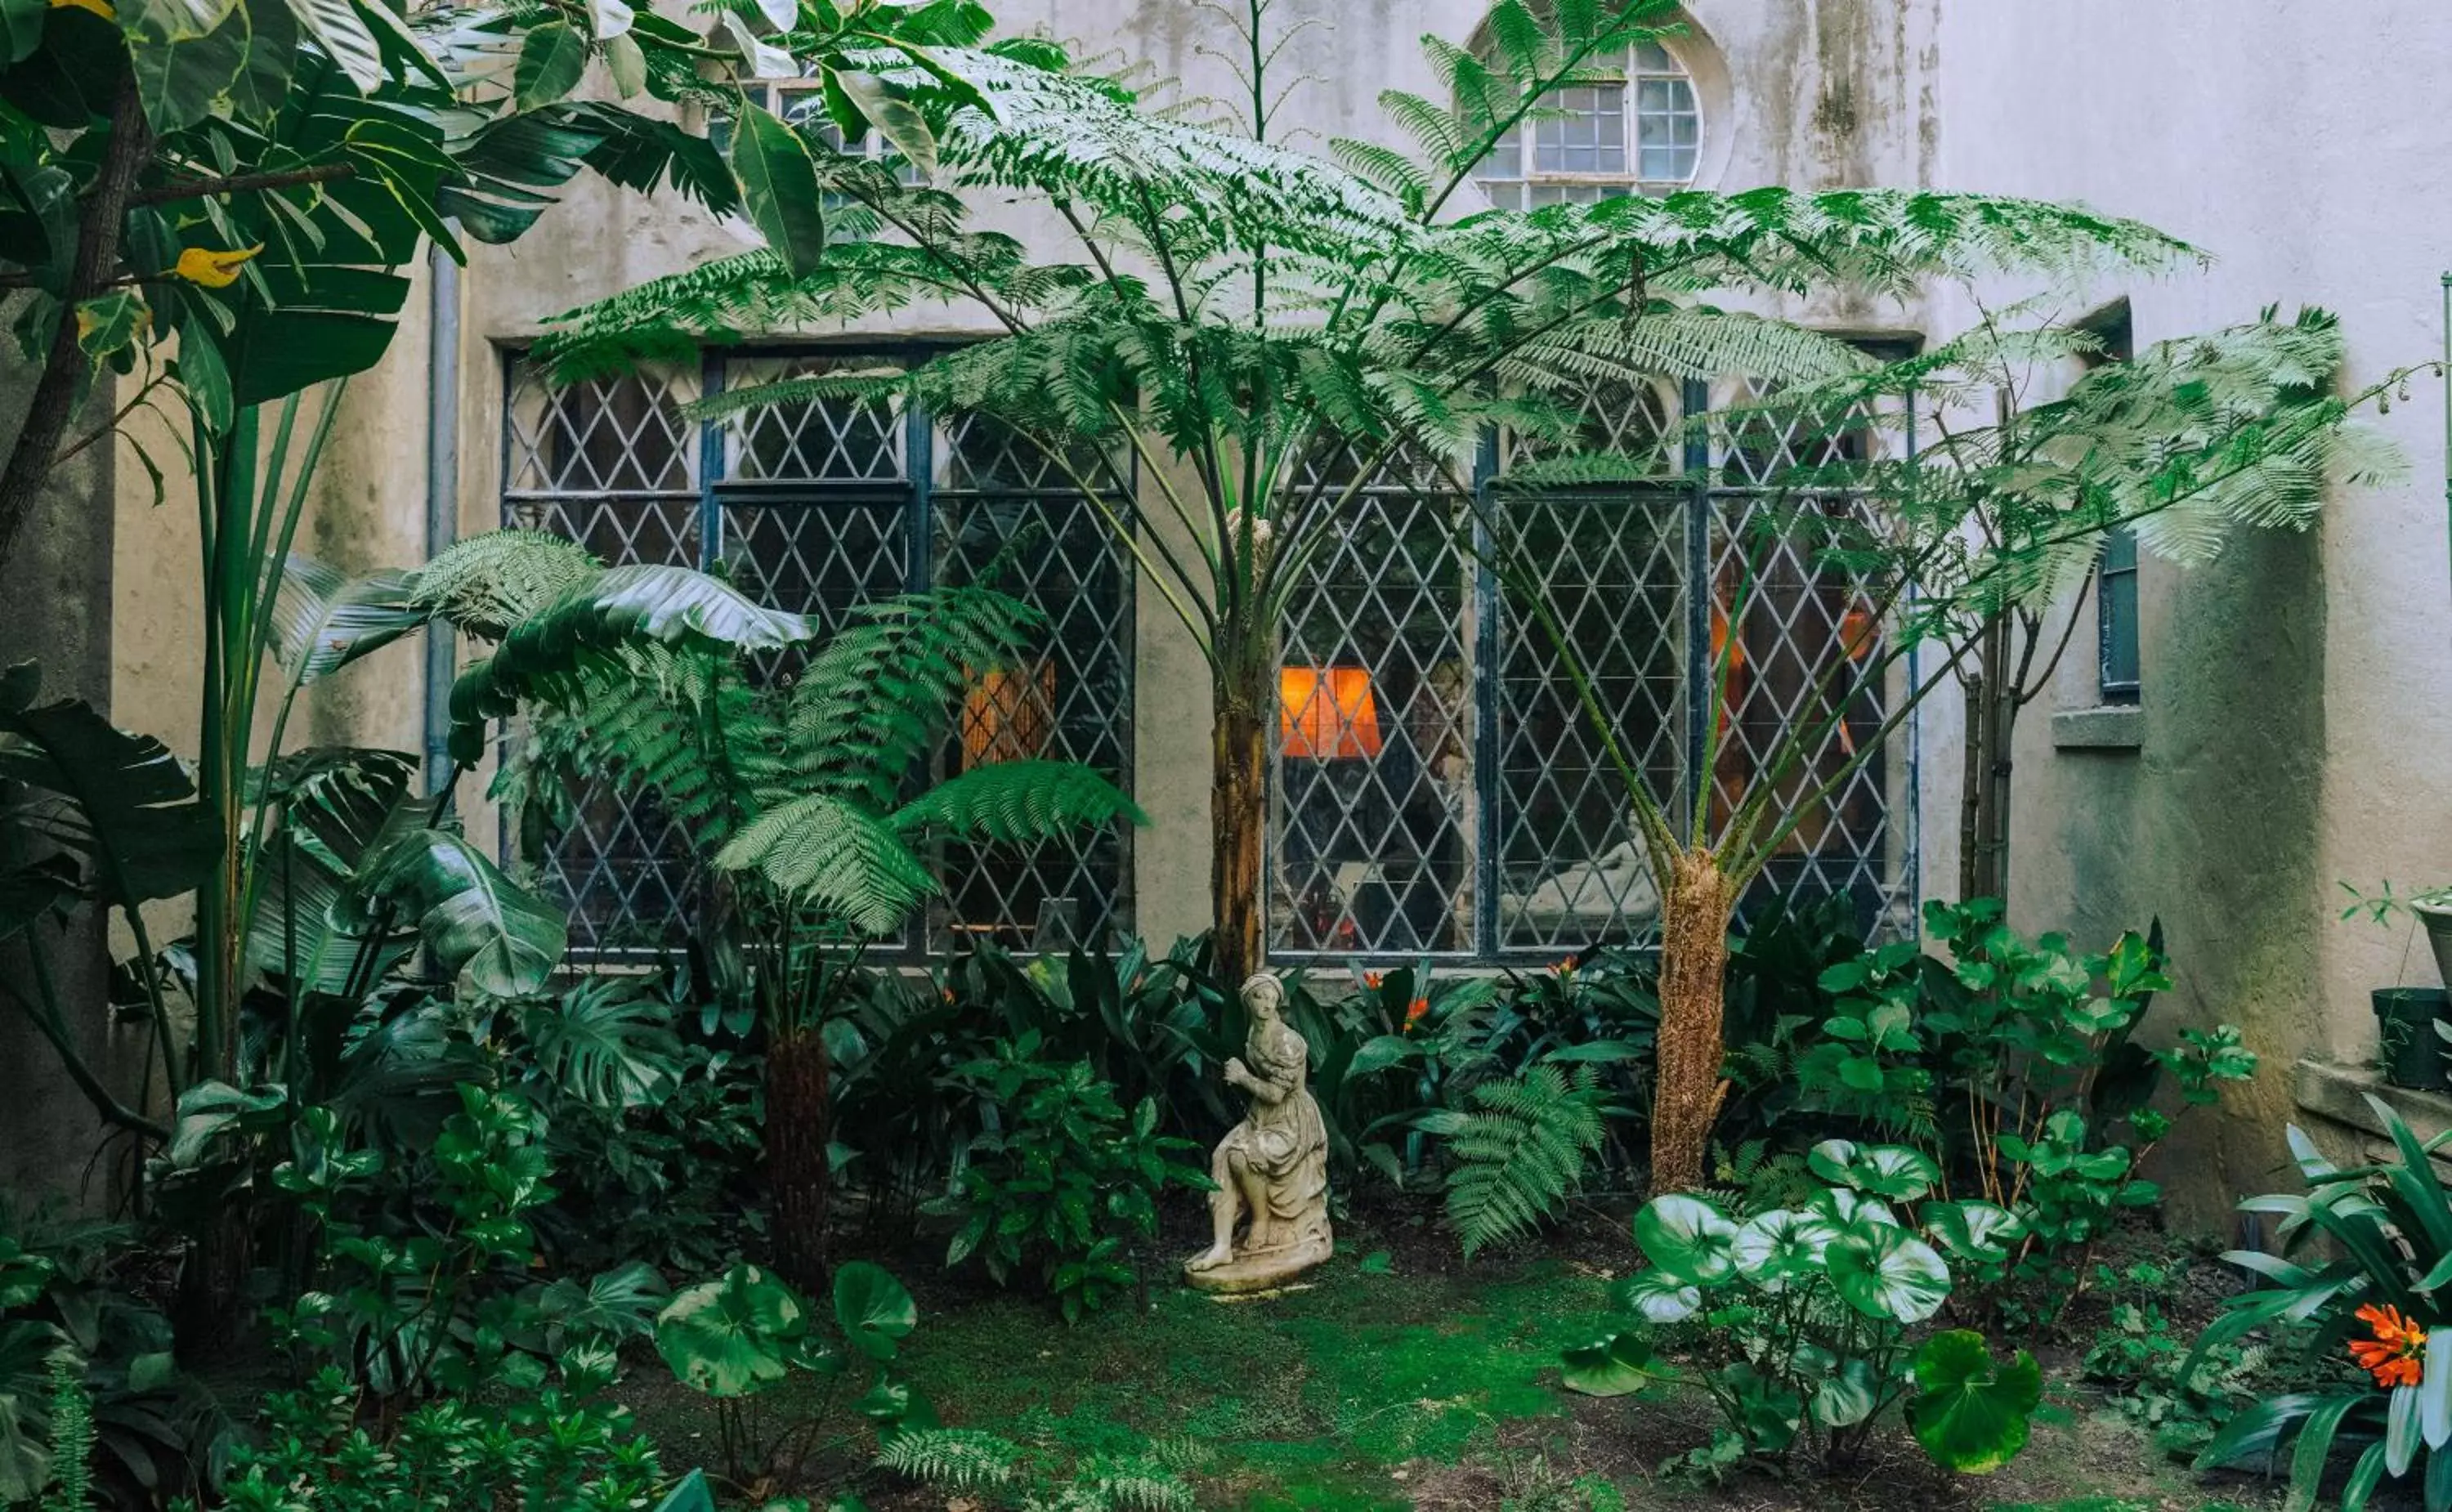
[
  {"xmin": 128, "ymin": 161, "xmax": 356, "ymax": 207},
  {"xmin": 0, "ymin": 68, "xmax": 151, "ymax": 578}
]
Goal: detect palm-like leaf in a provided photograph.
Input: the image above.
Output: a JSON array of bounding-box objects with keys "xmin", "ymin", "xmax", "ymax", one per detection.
[
  {"xmin": 712, "ymin": 794, "xmax": 937, "ymax": 937},
  {"xmin": 414, "ymin": 530, "xmax": 602, "ymax": 642}
]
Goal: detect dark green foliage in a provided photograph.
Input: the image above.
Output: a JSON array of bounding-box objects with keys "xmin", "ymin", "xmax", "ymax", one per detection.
[
  {"xmin": 879, "ymin": 1425, "xmax": 1203, "ymax": 1510},
  {"xmin": 199, "ymin": 1361, "xmax": 665, "ymax": 1512},
  {"xmin": 1439, "ymin": 1062, "xmax": 1608, "ymax": 1257},
  {"xmin": 929, "ymin": 1038, "xmax": 1210, "ymax": 1322}
]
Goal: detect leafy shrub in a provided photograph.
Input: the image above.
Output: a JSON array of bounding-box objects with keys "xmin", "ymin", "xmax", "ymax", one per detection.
[
  {"xmin": 2188, "ymin": 1103, "xmax": 2452, "ymax": 1511},
  {"xmin": 653, "ymin": 1261, "xmax": 923, "ymax": 1489},
  {"xmin": 1561, "ymin": 1139, "xmax": 2039, "ymax": 1475},
  {"xmin": 929, "ymin": 1036, "xmax": 1209, "ymax": 1321},
  {"xmin": 0, "ymin": 1210, "xmax": 211, "ymax": 1507},
  {"xmin": 267, "ymin": 1085, "xmax": 667, "ymax": 1399},
  {"xmin": 1433, "ymin": 1062, "xmax": 1610, "ymax": 1256},
  {"xmin": 195, "ymin": 1357, "xmax": 664, "ymax": 1512}
]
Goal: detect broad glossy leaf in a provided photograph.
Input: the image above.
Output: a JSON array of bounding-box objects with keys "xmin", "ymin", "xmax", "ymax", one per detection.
[
  {"xmin": 0, "ymin": 682, "xmax": 213, "ymax": 906},
  {"xmin": 1828, "ymin": 1223, "xmax": 1951, "ymax": 1324},
  {"xmin": 282, "ymin": 0, "xmax": 379, "ymax": 91},
  {"xmin": 272, "ymin": 556, "xmax": 427, "ymax": 687},
  {"xmin": 655, "ymin": 1264, "xmax": 807, "ymax": 1398},
  {"xmin": 728, "ymin": 101, "xmax": 827, "ymax": 279},
  {"xmin": 521, "ymin": 979, "xmax": 682, "ymax": 1110},
  {"xmin": 1812, "ymin": 1356, "xmax": 1882, "ymax": 1429},
  {"xmin": 0, "ymin": 0, "xmax": 42, "ymax": 65},
  {"xmin": 832, "ymin": 69, "xmax": 935, "ymax": 177},
  {"xmin": 73, "ymin": 291, "xmax": 146, "ymax": 360},
  {"xmin": 584, "ymin": 0, "xmax": 631, "ymax": 40},
  {"xmin": 225, "ymin": 0, "xmax": 293, "ymax": 119},
  {"xmin": 360, "ymin": 830, "xmax": 566, "ymax": 997},
  {"xmin": 1631, "ymin": 1193, "xmax": 1738, "ymax": 1286},
  {"xmin": 1732, "ymin": 1207, "xmax": 1831, "ymax": 1289},
  {"xmin": 513, "ymin": 20, "xmax": 587, "ymax": 110},
  {"xmin": 1807, "ymin": 1138, "xmax": 1941, "ymax": 1200},
  {"xmin": 1908, "ymin": 1330, "xmax": 2042, "ymax": 1474},
  {"xmin": 0, "ymin": 857, "xmax": 78, "ymax": 945},
  {"xmin": 1560, "ymin": 1331, "xmax": 1662, "ymax": 1398},
  {"xmin": 1617, "ymin": 1267, "xmax": 1700, "ymax": 1323},
  {"xmin": 1921, "ymin": 1199, "xmax": 2023, "ymax": 1264},
  {"xmin": 123, "ymin": 0, "xmax": 248, "ymax": 131},
  {"xmin": 832, "ymin": 1261, "xmax": 915, "ymax": 1362},
  {"xmin": 649, "ymin": 1470, "xmax": 717, "ymax": 1512}
]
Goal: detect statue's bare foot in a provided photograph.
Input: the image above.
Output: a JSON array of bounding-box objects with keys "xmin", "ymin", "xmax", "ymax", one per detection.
[{"xmin": 1186, "ymin": 1241, "xmax": 1233, "ymax": 1273}]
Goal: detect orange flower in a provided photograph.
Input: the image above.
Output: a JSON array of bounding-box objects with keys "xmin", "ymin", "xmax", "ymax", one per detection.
[
  {"xmin": 1403, "ymin": 995, "xmax": 1430, "ymax": 1031},
  {"xmin": 1550, "ymin": 957, "xmax": 1577, "ymax": 978},
  {"xmin": 1362, "ymin": 972, "xmax": 1384, "ymax": 991},
  {"xmin": 2351, "ymin": 1304, "xmax": 2428, "ymax": 1389}
]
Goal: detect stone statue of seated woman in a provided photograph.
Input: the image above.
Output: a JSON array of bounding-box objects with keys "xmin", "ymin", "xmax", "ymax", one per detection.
[{"xmin": 1184, "ymin": 973, "xmax": 1334, "ymax": 1293}]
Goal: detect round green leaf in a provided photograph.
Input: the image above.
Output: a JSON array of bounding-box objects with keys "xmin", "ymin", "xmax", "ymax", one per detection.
[
  {"xmin": 655, "ymin": 1264, "xmax": 808, "ymax": 1398},
  {"xmin": 1812, "ymin": 1356, "xmax": 1884, "ymax": 1429},
  {"xmin": 1921, "ymin": 1199, "xmax": 2023, "ymax": 1264},
  {"xmin": 832, "ymin": 1260, "xmax": 917, "ymax": 1362},
  {"xmin": 1617, "ymin": 1267, "xmax": 1703, "ymax": 1323},
  {"xmin": 1562, "ymin": 1331, "xmax": 1665, "ymax": 1398},
  {"xmin": 1828, "ymin": 1223, "xmax": 1952, "ymax": 1324},
  {"xmin": 1909, "ymin": 1330, "xmax": 2043, "ymax": 1474},
  {"xmin": 1732, "ymin": 1208, "xmax": 1831, "ymax": 1290},
  {"xmin": 1632, "ymin": 1194, "xmax": 1739, "ymax": 1285},
  {"xmin": 1808, "ymin": 1139, "xmax": 1941, "ymax": 1200}
]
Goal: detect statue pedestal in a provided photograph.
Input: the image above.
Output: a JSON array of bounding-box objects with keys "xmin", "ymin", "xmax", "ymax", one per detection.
[{"xmin": 1183, "ymin": 1235, "xmax": 1333, "ymax": 1295}]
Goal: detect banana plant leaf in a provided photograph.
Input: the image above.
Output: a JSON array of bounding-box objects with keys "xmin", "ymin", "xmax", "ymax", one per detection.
[
  {"xmin": 360, "ymin": 830, "xmax": 567, "ymax": 997},
  {"xmin": 271, "ymin": 555, "xmax": 428, "ymax": 687},
  {"xmin": 0, "ymin": 664, "xmax": 213, "ymax": 907}
]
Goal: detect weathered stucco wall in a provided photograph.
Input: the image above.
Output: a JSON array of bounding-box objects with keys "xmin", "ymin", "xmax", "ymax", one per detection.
[
  {"xmin": 1933, "ymin": 2, "xmax": 2452, "ymax": 1216},
  {"xmin": 90, "ymin": 0, "xmax": 2441, "ymax": 1222}
]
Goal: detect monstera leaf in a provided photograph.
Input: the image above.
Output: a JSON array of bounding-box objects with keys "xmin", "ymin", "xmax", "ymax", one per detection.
[
  {"xmin": 521, "ymin": 978, "xmax": 682, "ymax": 1111},
  {"xmin": 1909, "ymin": 1330, "xmax": 2042, "ymax": 1473},
  {"xmin": 1631, "ymin": 1194, "xmax": 1740, "ymax": 1286},
  {"xmin": 1808, "ymin": 1139, "xmax": 1942, "ymax": 1200},
  {"xmin": 1561, "ymin": 1331, "xmax": 1667, "ymax": 1398},
  {"xmin": 656, "ymin": 1264, "xmax": 809, "ymax": 1398}
]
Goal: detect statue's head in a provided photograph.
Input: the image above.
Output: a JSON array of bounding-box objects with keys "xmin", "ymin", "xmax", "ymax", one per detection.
[{"xmin": 1240, "ymin": 972, "xmax": 1285, "ymax": 1022}]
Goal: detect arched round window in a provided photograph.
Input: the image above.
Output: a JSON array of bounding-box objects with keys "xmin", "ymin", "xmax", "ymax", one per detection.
[{"xmin": 1474, "ymin": 39, "xmax": 1703, "ymax": 208}]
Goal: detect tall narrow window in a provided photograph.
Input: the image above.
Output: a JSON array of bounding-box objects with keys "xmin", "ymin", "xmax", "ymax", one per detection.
[
  {"xmin": 2080, "ymin": 302, "xmax": 2139, "ymax": 705},
  {"xmin": 1474, "ymin": 39, "xmax": 1702, "ymax": 208}
]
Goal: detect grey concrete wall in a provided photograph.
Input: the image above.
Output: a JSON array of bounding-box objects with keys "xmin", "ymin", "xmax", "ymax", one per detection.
[
  {"xmin": 1932, "ymin": 2, "xmax": 2452, "ymax": 1219},
  {"xmin": 1, "ymin": 306, "xmax": 137, "ymax": 1207}
]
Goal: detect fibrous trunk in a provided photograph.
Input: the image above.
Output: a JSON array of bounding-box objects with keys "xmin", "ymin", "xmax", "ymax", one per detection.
[
  {"xmin": 1649, "ymin": 848, "xmax": 1736, "ymax": 1192},
  {"xmin": 767, "ymin": 1027, "xmax": 830, "ymax": 1291},
  {"xmin": 1210, "ymin": 665, "xmax": 1268, "ymax": 986}
]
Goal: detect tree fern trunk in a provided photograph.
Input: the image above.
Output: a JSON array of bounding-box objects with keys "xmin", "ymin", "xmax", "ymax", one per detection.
[
  {"xmin": 1210, "ymin": 665, "xmax": 1268, "ymax": 986},
  {"xmin": 767, "ymin": 1027, "xmax": 830, "ymax": 1291},
  {"xmin": 1649, "ymin": 848, "xmax": 1735, "ymax": 1192}
]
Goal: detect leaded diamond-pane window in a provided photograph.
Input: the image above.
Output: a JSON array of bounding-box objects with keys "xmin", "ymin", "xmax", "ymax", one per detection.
[
  {"xmin": 1272, "ymin": 370, "xmax": 1917, "ymax": 962},
  {"xmin": 1274, "ymin": 449, "xmax": 1475, "ymax": 955},
  {"xmin": 503, "ymin": 364, "xmax": 705, "ymax": 955},
  {"xmin": 500, "ymin": 350, "xmax": 1134, "ymax": 959}
]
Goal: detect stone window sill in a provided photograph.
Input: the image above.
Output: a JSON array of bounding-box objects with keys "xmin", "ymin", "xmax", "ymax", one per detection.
[
  {"xmin": 2293, "ymin": 1058, "xmax": 2452, "ymax": 1143},
  {"xmin": 2052, "ymin": 705, "xmax": 2143, "ymax": 751}
]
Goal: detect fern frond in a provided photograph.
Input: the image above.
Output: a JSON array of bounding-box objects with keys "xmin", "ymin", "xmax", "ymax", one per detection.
[
  {"xmin": 893, "ymin": 761, "xmax": 1145, "ymax": 846},
  {"xmin": 414, "ymin": 530, "xmax": 602, "ymax": 641},
  {"xmin": 712, "ymin": 793, "xmax": 939, "ymax": 936},
  {"xmin": 878, "ymin": 1427, "xmax": 1023, "ymax": 1491},
  {"xmin": 1441, "ymin": 1062, "xmax": 1606, "ymax": 1256}
]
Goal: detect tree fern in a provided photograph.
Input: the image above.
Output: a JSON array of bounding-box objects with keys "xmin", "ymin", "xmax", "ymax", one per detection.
[{"xmin": 1442, "ymin": 1062, "xmax": 1609, "ymax": 1256}]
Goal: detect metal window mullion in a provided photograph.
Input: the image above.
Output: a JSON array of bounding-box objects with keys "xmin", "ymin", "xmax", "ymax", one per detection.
[
  {"xmin": 1680, "ymin": 376, "xmax": 1712, "ymax": 847},
  {"xmin": 698, "ymin": 351, "xmax": 726, "ymax": 566},
  {"xmin": 1472, "ymin": 429, "xmax": 1502, "ymax": 960}
]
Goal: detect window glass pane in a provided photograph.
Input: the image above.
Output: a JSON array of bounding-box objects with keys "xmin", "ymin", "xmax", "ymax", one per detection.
[
  {"xmin": 1632, "ymin": 40, "xmax": 1676, "ymax": 72},
  {"xmin": 1272, "ymin": 449, "xmax": 1474, "ymax": 956},
  {"xmin": 724, "ymin": 356, "xmax": 907, "ymax": 481}
]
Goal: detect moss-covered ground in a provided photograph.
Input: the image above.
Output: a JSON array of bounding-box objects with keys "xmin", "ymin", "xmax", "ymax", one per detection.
[{"xmin": 625, "ymin": 1216, "xmax": 2292, "ymax": 1511}]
